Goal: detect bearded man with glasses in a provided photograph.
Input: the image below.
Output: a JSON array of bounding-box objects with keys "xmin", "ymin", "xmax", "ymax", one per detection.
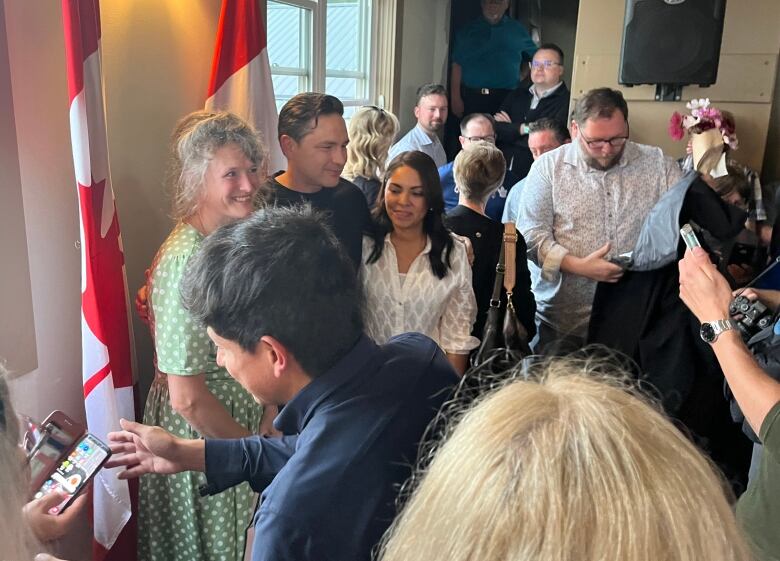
[{"xmin": 517, "ymin": 87, "xmax": 683, "ymax": 355}]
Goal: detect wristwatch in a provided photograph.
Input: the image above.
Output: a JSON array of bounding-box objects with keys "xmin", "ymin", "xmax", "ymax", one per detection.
[
  {"xmin": 699, "ymin": 319, "xmax": 737, "ymax": 343},
  {"xmin": 520, "ymin": 123, "xmax": 530, "ymax": 135}
]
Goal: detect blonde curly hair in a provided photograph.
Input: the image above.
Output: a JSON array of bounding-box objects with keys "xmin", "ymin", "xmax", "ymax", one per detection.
[{"xmin": 343, "ymin": 106, "xmax": 399, "ymax": 181}]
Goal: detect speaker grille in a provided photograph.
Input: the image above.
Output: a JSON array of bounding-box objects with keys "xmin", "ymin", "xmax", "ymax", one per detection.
[{"xmin": 619, "ymin": 0, "xmax": 726, "ymax": 86}]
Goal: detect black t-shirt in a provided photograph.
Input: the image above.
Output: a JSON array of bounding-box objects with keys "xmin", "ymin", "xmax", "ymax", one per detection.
[{"xmin": 262, "ymin": 174, "xmax": 371, "ymax": 269}]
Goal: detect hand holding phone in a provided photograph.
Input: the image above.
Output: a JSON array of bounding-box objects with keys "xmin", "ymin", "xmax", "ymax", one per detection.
[
  {"xmin": 28, "ymin": 411, "xmax": 111, "ymax": 515},
  {"xmin": 24, "ymin": 488, "xmax": 90, "ymax": 541}
]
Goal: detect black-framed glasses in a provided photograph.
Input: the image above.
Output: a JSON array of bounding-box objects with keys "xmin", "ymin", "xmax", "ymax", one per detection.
[
  {"xmin": 529, "ymin": 60, "xmax": 562, "ymax": 70},
  {"xmin": 464, "ymin": 134, "xmax": 496, "ymax": 143},
  {"xmin": 579, "ymin": 127, "xmax": 630, "ymax": 150}
]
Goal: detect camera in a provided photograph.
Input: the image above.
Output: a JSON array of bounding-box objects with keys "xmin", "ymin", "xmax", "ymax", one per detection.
[{"xmin": 729, "ymin": 295, "xmax": 775, "ymax": 340}]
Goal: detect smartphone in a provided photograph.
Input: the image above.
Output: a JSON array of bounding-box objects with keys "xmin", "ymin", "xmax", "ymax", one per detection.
[
  {"xmin": 680, "ymin": 223, "xmax": 702, "ymax": 250},
  {"xmin": 28, "ymin": 411, "xmax": 84, "ymax": 493},
  {"xmin": 608, "ymin": 252, "xmax": 633, "ymax": 269},
  {"xmin": 34, "ymin": 432, "xmax": 111, "ymax": 514},
  {"xmin": 28, "ymin": 410, "xmax": 112, "ymax": 514}
]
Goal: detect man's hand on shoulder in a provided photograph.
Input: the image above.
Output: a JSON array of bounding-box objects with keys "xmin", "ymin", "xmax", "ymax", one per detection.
[
  {"xmin": 107, "ymin": 418, "xmax": 206, "ymax": 478},
  {"xmin": 562, "ymin": 243, "xmax": 624, "ymax": 283}
]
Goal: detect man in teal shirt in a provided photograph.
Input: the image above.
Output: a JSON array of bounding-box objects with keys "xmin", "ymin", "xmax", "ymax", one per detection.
[{"xmin": 449, "ymin": 0, "xmax": 537, "ymax": 118}]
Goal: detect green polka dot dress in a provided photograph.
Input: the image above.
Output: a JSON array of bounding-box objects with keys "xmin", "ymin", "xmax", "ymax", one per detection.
[{"xmin": 140, "ymin": 222, "xmax": 263, "ymax": 561}]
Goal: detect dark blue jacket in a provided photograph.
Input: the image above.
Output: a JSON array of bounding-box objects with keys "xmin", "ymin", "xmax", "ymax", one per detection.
[{"xmin": 203, "ymin": 334, "xmax": 458, "ymax": 561}]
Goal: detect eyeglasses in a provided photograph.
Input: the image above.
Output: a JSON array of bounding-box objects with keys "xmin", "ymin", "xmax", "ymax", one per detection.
[
  {"xmin": 579, "ymin": 129, "xmax": 629, "ymax": 150},
  {"xmin": 464, "ymin": 135, "xmax": 496, "ymax": 143},
  {"xmin": 529, "ymin": 60, "xmax": 562, "ymax": 70}
]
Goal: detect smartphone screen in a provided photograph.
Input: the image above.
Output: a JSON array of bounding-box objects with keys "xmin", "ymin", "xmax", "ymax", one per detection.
[
  {"xmin": 29, "ymin": 423, "xmax": 80, "ymax": 485},
  {"xmin": 34, "ymin": 433, "xmax": 111, "ymax": 514}
]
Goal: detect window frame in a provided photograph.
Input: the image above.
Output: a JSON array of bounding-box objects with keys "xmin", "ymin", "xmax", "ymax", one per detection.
[{"xmin": 267, "ymin": 0, "xmax": 376, "ymax": 111}]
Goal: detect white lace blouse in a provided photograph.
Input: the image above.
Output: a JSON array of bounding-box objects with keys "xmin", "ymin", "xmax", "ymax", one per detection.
[{"xmin": 360, "ymin": 234, "xmax": 480, "ymax": 355}]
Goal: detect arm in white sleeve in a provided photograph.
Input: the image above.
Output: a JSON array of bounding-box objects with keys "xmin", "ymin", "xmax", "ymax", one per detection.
[{"xmin": 516, "ymin": 161, "xmax": 570, "ymax": 280}]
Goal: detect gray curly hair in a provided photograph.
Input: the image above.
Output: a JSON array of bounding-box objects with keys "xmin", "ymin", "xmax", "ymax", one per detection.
[{"xmin": 169, "ymin": 111, "xmax": 267, "ymax": 220}]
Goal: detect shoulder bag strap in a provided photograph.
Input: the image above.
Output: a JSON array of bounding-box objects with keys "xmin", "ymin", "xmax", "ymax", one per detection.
[
  {"xmin": 503, "ymin": 223, "xmax": 518, "ymax": 297},
  {"xmin": 489, "ymin": 232, "xmax": 507, "ymax": 309}
]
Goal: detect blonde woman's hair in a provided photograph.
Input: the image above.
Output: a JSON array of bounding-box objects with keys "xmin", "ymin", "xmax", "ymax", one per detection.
[
  {"xmin": 378, "ymin": 357, "xmax": 752, "ymax": 561},
  {"xmin": 169, "ymin": 110, "xmax": 267, "ymax": 220},
  {"xmin": 0, "ymin": 366, "xmax": 47, "ymax": 560},
  {"xmin": 343, "ymin": 106, "xmax": 399, "ymax": 181},
  {"xmin": 453, "ymin": 141, "xmax": 506, "ymax": 203}
]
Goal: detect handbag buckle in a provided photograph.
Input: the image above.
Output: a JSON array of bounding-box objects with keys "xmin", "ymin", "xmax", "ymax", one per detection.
[
  {"xmin": 489, "ymin": 298, "xmax": 501, "ymax": 308},
  {"xmin": 495, "ymin": 264, "xmax": 506, "ymax": 274}
]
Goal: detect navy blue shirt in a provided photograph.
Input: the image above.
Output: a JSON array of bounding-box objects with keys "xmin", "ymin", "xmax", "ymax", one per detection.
[
  {"xmin": 439, "ymin": 161, "xmax": 519, "ymax": 222},
  {"xmin": 203, "ymin": 334, "xmax": 458, "ymax": 561}
]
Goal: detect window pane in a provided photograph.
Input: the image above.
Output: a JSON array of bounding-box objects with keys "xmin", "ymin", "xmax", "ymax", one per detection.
[
  {"xmin": 326, "ymin": 0, "xmax": 370, "ymax": 101},
  {"xmin": 325, "ymin": 76, "xmax": 359, "ymax": 101},
  {"xmin": 267, "ymin": 0, "xmax": 311, "ymax": 107},
  {"xmin": 272, "ymin": 75, "xmax": 301, "ymax": 112}
]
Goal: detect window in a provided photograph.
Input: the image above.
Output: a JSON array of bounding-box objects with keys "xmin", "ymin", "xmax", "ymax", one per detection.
[{"xmin": 267, "ymin": 0, "xmax": 374, "ymax": 117}]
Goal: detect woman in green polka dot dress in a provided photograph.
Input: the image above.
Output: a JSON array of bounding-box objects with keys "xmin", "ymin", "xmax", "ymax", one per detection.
[{"xmin": 140, "ymin": 111, "xmax": 266, "ymax": 561}]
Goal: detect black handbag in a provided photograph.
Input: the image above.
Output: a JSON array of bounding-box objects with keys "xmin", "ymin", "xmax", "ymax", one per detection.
[{"xmin": 471, "ymin": 223, "xmax": 532, "ymax": 369}]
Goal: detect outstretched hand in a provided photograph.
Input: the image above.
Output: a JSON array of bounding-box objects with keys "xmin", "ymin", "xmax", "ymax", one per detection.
[{"xmin": 107, "ymin": 419, "xmax": 196, "ymax": 479}]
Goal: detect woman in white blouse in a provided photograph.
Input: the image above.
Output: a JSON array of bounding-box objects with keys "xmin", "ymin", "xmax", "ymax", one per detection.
[{"xmin": 361, "ymin": 150, "xmax": 479, "ymax": 374}]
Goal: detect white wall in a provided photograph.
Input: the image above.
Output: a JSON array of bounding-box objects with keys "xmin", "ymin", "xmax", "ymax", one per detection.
[
  {"xmin": 3, "ymin": 1, "xmax": 91, "ymax": 558},
  {"xmin": 2, "ymin": 2, "xmax": 223, "ymax": 558},
  {"xmin": 395, "ymin": 0, "xmax": 451, "ymax": 133}
]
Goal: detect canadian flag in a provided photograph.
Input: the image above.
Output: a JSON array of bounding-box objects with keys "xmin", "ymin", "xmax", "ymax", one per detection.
[
  {"xmin": 61, "ymin": 1, "xmax": 136, "ymax": 559},
  {"xmin": 206, "ymin": 0, "xmax": 286, "ymax": 174}
]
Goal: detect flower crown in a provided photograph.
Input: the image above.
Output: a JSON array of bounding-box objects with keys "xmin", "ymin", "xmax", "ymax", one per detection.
[{"xmin": 668, "ymin": 98, "xmax": 738, "ymax": 150}]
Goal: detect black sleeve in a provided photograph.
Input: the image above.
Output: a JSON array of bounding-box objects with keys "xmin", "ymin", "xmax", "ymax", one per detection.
[
  {"xmin": 511, "ymin": 232, "xmax": 536, "ymax": 338},
  {"xmin": 681, "ymin": 177, "xmax": 747, "ymax": 240},
  {"xmin": 343, "ymin": 193, "xmax": 369, "ymax": 269},
  {"xmin": 495, "ymin": 90, "xmax": 523, "ymax": 143}
]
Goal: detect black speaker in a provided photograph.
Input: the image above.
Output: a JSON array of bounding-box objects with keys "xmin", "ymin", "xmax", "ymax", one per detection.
[{"xmin": 619, "ymin": 0, "xmax": 727, "ymax": 87}]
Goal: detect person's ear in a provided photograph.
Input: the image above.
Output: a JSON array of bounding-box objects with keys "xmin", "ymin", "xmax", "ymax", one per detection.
[
  {"xmin": 279, "ymin": 135, "xmax": 296, "ymax": 158},
  {"xmin": 259, "ymin": 335, "xmax": 289, "ymax": 379},
  {"xmin": 458, "ymin": 135, "xmax": 466, "ymax": 147},
  {"xmin": 414, "ymin": 104, "xmax": 421, "ymax": 121},
  {"xmin": 570, "ymin": 120, "xmax": 579, "ymax": 139}
]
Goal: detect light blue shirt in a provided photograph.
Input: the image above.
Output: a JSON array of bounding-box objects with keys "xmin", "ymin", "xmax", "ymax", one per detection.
[
  {"xmin": 389, "ymin": 124, "xmax": 447, "ymax": 168},
  {"xmin": 501, "ymin": 177, "xmax": 526, "ymax": 224}
]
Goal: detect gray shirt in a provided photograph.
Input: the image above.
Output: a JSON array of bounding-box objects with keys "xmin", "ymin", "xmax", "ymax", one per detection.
[
  {"xmin": 517, "ymin": 140, "xmax": 683, "ymax": 336},
  {"xmin": 389, "ymin": 124, "xmax": 447, "ymax": 168}
]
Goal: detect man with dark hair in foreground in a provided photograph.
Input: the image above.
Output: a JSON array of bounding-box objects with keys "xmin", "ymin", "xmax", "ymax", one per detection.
[{"xmin": 107, "ymin": 206, "xmax": 458, "ymax": 561}]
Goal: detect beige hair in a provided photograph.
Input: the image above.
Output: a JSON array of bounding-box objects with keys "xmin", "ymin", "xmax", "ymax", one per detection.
[
  {"xmin": 343, "ymin": 106, "xmax": 400, "ymax": 181},
  {"xmin": 378, "ymin": 357, "xmax": 751, "ymax": 561},
  {"xmin": 169, "ymin": 110, "xmax": 267, "ymax": 220},
  {"xmin": 452, "ymin": 141, "xmax": 506, "ymax": 203},
  {"xmin": 0, "ymin": 366, "xmax": 46, "ymax": 559}
]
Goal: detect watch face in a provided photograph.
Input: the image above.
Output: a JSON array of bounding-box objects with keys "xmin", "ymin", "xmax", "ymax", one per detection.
[{"xmin": 700, "ymin": 323, "xmax": 716, "ymax": 343}]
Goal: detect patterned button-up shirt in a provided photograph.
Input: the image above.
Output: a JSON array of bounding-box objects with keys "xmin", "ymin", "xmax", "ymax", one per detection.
[
  {"xmin": 517, "ymin": 140, "xmax": 683, "ymax": 336},
  {"xmin": 360, "ymin": 234, "xmax": 479, "ymax": 354}
]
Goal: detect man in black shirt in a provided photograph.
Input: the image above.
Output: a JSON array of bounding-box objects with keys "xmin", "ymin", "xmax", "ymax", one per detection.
[
  {"xmin": 494, "ymin": 43, "xmax": 570, "ymax": 178},
  {"xmin": 264, "ymin": 93, "xmax": 371, "ymax": 268}
]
